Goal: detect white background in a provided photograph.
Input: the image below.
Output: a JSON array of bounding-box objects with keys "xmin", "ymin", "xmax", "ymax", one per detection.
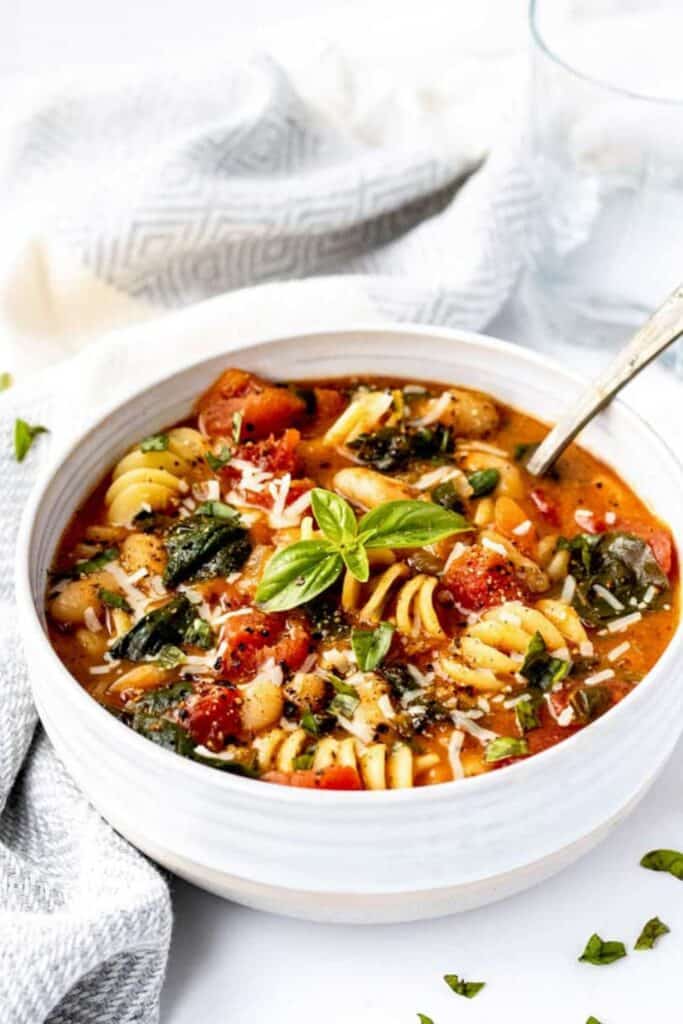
[{"xmin": 3, "ymin": 2, "xmax": 682, "ymax": 1023}]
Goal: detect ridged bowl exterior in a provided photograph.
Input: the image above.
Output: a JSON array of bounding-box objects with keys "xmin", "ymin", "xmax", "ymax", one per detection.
[{"xmin": 16, "ymin": 326, "xmax": 683, "ymax": 923}]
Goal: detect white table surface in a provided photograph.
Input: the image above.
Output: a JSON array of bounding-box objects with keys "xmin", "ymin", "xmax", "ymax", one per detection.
[{"xmin": 3, "ymin": 3, "xmax": 682, "ymax": 1022}]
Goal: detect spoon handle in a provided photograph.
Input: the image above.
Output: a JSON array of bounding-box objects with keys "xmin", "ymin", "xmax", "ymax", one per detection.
[{"xmin": 526, "ymin": 283, "xmax": 683, "ymax": 477}]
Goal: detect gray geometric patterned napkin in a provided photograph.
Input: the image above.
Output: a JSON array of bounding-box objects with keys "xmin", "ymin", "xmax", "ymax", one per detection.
[{"xmin": 0, "ymin": 54, "xmax": 532, "ymax": 1023}]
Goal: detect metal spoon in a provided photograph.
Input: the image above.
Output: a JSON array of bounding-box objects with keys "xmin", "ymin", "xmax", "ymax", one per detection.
[{"xmin": 526, "ymin": 283, "xmax": 683, "ymax": 477}]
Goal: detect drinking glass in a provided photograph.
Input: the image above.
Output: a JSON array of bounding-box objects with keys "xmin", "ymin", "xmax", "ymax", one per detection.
[{"xmin": 526, "ymin": 0, "xmax": 683, "ymax": 362}]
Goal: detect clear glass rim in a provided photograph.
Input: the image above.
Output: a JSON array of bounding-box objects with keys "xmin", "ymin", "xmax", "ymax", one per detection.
[{"xmin": 529, "ymin": 0, "xmax": 683, "ymax": 107}]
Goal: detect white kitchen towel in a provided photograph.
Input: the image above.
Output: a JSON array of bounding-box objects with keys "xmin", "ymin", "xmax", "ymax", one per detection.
[{"xmin": 0, "ymin": 20, "xmax": 535, "ymax": 1024}]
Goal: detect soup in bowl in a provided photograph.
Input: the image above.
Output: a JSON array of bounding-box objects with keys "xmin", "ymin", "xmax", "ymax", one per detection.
[{"xmin": 17, "ymin": 324, "xmax": 683, "ymax": 922}]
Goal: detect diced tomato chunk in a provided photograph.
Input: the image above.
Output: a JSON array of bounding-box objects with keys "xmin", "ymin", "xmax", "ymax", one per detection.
[
  {"xmin": 187, "ymin": 685, "xmax": 243, "ymax": 750},
  {"xmin": 220, "ymin": 609, "xmax": 311, "ymax": 683},
  {"xmin": 198, "ymin": 368, "xmax": 306, "ymax": 440},
  {"xmin": 616, "ymin": 519, "xmax": 675, "ymax": 577},
  {"xmin": 441, "ymin": 545, "xmax": 529, "ymax": 612},
  {"xmin": 227, "ymin": 429, "xmax": 302, "ymax": 476},
  {"xmin": 263, "ymin": 766, "xmax": 362, "ymax": 790},
  {"xmin": 529, "ymin": 488, "xmax": 560, "ymax": 528}
]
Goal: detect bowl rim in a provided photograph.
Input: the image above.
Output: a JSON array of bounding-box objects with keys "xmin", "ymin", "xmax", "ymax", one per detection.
[{"xmin": 16, "ymin": 320, "xmax": 683, "ymax": 807}]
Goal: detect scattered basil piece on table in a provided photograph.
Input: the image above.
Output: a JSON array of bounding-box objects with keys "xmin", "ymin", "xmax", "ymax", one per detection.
[
  {"xmin": 443, "ymin": 974, "xmax": 485, "ymax": 999},
  {"xmin": 640, "ymin": 849, "xmax": 683, "ymax": 879},
  {"xmin": 0, "ymin": 372, "xmax": 12, "ymax": 392},
  {"xmin": 578, "ymin": 933, "xmax": 627, "ymax": 965},
  {"xmin": 14, "ymin": 418, "xmax": 48, "ymax": 462},
  {"xmin": 634, "ymin": 916, "xmax": 669, "ymax": 950}
]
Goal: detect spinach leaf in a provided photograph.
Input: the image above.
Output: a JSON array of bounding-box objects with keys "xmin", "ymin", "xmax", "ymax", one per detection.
[
  {"xmin": 640, "ymin": 848, "xmax": 683, "ymax": 880},
  {"xmin": 484, "ymin": 737, "xmax": 528, "ymax": 763},
  {"xmin": 430, "ymin": 480, "xmax": 464, "ymax": 513},
  {"xmin": 163, "ymin": 506, "xmax": 250, "ymax": 587},
  {"xmin": 348, "ymin": 424, "xmax": 452, "ymax": 472},
  {"xmin": 570, "ymin": 685, "xmax": 611, "ymax": 723},
  {"xmin": 520, "ymin": 632, "xmax": 570, "ymax": 691},
  {"xmin": 467, "ymin": 468, "xmax": 499, "ymax": 497},
  {"xmin": 578, "ymin": 933, "xmax": 627, "ymax": 965},
  {"xmin": 140, "ymin": 433, "xmax": 169, "ymax": 452},
  {"xmin": 129, "ymin": 680, "xmax": 193, "ymax": 713},
  {"xmin": 560, "ymin": 532, "xmax": 668, "ymax": 624},
  {"xmin": 351, "ymin": 622, "xmax": 394, "ymax": 671},
  {"xmin": 131, "ymin": 713, "xmax": 196, "ymax": 755},
  {"xmin": 635, "ymin": 916, "xmax": 669, "ymax": 950},
  {"xmin": 443, "ymin": 975, "xmax": 485, "ymax": 999},
  {"xmin": 302, "ymin": 595, "xmax": 349, "ymax": 640},
  {"xmin": 110, "ymin": 595, "xmax": 195, "ymax": 661}
]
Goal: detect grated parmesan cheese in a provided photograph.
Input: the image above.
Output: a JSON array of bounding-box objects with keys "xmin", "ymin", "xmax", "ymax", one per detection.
[
  {"xmin": 607, "ymin": 611, "xmax": 642, "ymax": 633},
  {"xmin": 481, "ymin": 537, "xmax": 508, "ymax": 558},
  {"xmin": 448, "ymin": 730, "xmax": 465, "ymax": 780},
  {"xmin": 105, "ymin": 561, "xmax": 149, "ymax": 620},
  {"xmin": 557, "ymin": 707, "xmax": 574, "ymax": 727},
  {"xmin": 512, "ymin": 519, "xmax": 532, "ymax": 536},
  {"xmin": 579, "ymin": 640, "xmax": 594, "ymax": 657},
  {"xmin": 442, "ymin": 541, "xmax": 469, "ymax": 575},
  {"xmin": 83, "ymin": 606, "xmax": 102, "ymax": 632},
  {"xmin": 604, "ymin": 511, "xmax": 617, "ymax": 525},
  {"xmin": 560, "ymin": 574, "xmax": 576, "ymax": 604},
  {"xmin": 451, "ymin": 710, "xmax": 498, "ymax": 744},
  {"xmin": 607, "ymin": 641, "xmax": 630, "ymax": 663},
  {"xmin": 592, "ymin": 584, "xmax": 624, "ymax": 612},
  {"xmin": 584, "ymin": 668, "xmax": 615, "ymax": 686},
  {"xmin": 409, "ymin": 391, "xmax": 453, "ymax": 427},
  {"xmin": 641, "ymin": 585, "xmax": 657, "ymax": 606}
]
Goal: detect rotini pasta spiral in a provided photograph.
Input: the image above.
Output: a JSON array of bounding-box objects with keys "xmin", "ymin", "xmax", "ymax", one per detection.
[
  {"xmin": 441, "ymin": 599, "xmax": 588, "ymax": 692},
  {"xmin": 341, "ymin": 560, "xmax": 444, "ymax": 638},
  {"xmin": 105, "ymin": 427, "xmax": 205, "ymax": 524},
  {"xmin": 253, "ymin": 727, "xmax": 439, "ymax": 789}
]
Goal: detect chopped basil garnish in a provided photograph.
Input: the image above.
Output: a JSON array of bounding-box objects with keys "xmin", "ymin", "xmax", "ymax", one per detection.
[
  {"xmin": 98, "ymin": 587, "xmax": 132, "ymax": 613},
  {"xmin": 484, "ymin": 737, "xmax": 528, "ymax": 763},
  {"xmin": 570, "ymin": 685, "xmax": 610, "ymax": 723},
  {"xmin": 467, "ymin": 468, "xmax": 499, "ymax": 497},
  {"xmin": 205, "ymin": 445, "xmax": 232, "ymax": 471},
  {"xmin": 443, "ymin": 975, "xmax": 485, "ymax": 999},
  {"xmin": 140, "ymin": 433, "xmax": 169, "ymax": 452},
  {"xmin": 184, "ymin": 617, "xmax": 215, "ymax": 650},
  {"xmin": 515, "ymin": 692, "xmax": 542, "ymax": 734},
  {"xmin": 256, "ymin": 488, "xmax": 471, "ymax": 612},
  {"xmin": 293, "ymin": 753, "xmax": 315, "ymax": 771},
  {"xmin": 430, "ymin": 479, "xmax": 464, "ymax": 513},
  {"xmin": 640, "ymin": 848, "xmax": 683, "ymax": 880},
  {"xmin": 61, "ymin": 547, "xmax": 119, "ymax": 579},
  {"xmin": 351, "ymin": 622, "xmax": 394, "ymax": 672},
  {"xmin": 300, "ymin": 708, "xmax": 335, "ymax": 737},
  {"xmin": 329, "ymin": 678, "xmax": 360, "ymax": 719},
  {"xmin": 634, "ymin": 916, "xmax": 669, "ymax": 950},
  {"xmin": 520, "ymin": 632, "xmax": 570, "ymax": 691},
  {"xmin": 14, "ymin": 419, "xmax": 48, "ymax": 462},
  {"xmin": 156, "ymin": 644, "xmax": 187, "ymax": 669},
  {"xmin": 578, "ymin": 933, "xmax": 627, "ymax": 965},
  {"xmin": 194, "ymin": 501, "xmax": 240, "ymax": 519}
]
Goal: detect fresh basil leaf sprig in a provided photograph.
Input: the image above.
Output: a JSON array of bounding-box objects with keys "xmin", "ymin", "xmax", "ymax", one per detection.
[
  {"xmin": 256, "ymin": 488, "xmax": 471, "ymax": 612},
  {"xmin": 352, "ymin": 622, "xmax": 395, "ymax": 672}
]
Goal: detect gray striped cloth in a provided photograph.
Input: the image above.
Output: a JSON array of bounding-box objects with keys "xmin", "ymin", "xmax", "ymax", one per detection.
[{"xmin": 0, "ymin": 55, "xmax": 531, "ymax": 1022}]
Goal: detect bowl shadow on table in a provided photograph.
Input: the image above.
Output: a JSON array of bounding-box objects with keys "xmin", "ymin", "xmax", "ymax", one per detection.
[{"xmin": 160, "ymin": 735, "xmax": 683, "ymax": 1022}]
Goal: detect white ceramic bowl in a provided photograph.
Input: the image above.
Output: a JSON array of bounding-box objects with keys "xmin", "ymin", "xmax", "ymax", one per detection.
[{"xmin": 16, "ymin": 325, "xmax": 683, "ymax": 924}]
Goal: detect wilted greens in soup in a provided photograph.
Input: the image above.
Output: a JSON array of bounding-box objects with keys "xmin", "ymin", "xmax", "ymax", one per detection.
[{"xmin": 46, "ymin": 368, "xmax": 678, "ymax": 790}]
